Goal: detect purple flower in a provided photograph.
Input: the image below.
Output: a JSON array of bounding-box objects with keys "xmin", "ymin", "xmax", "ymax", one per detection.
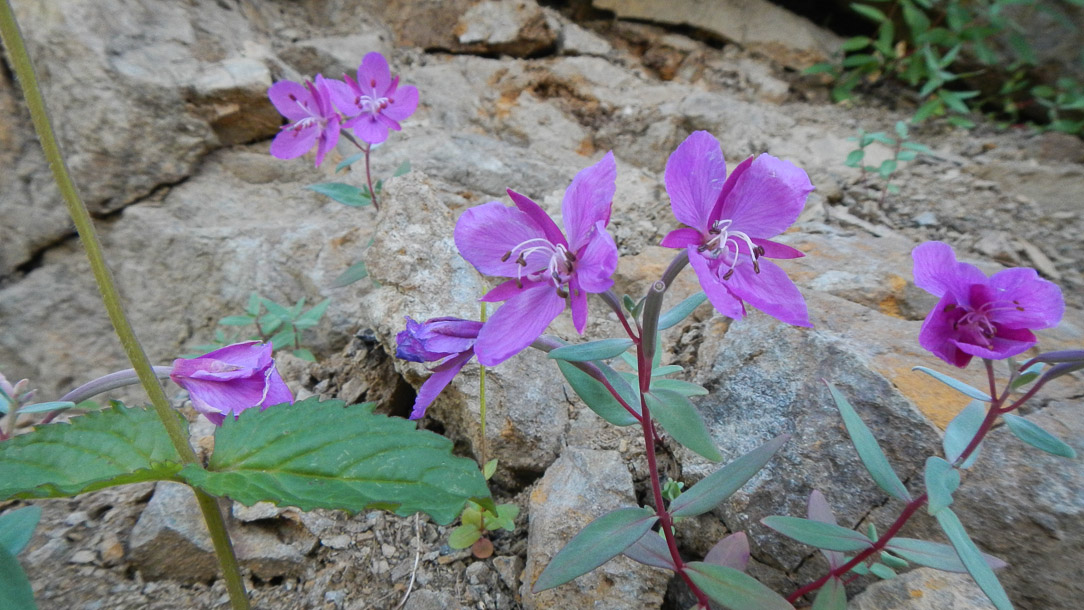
[
  {"xmin": 454, "ymin": 153, "xmax": 619, "ymax": 366},
  {"xmin": 170, "ymin": 342, "xmax": 294, "ymax": 426},
  {"xmin": 268, "ymin": 75, "xmax": 342, "ymax": 166},
  {"xmin": 396, "ymin": 316, "xmax": 484, "ymax": 419},
  {"xmin": 912, "ymin": 241, "xmax": 1064, "ymax": 368},
  {"xmin": 328, "ymin": 52, "xmax": 419, "ymax": 145},
  {"xmin": 660, "ymin": 131, "xmax": 813, "ymax": 327}
]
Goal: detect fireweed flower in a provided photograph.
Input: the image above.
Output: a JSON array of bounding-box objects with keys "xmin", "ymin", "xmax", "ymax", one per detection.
[
  {"xmin": 454, "ymin": 152, "xmax": 619, "ymax": 366},
  {"xmin": 660, "ymin": 131, "xmax": 814, "ymax": 327},
  {"xmin": 396, "ymin": 316, "xmax": 484, "ymax": 419},
  {"xmin": 268, "ymin": 75, "xmax": 342, "ymax": 166},
  {"xmin": 170, "ymin": 341, "xmax": 294, "ymax": 426},
  {"xmin": 328, "ymin": 52, "xmax": 419, "ymax": 145},
  {"xmin": 912, "ymin": 241, "xmax": 1064, "ymax": 368}
]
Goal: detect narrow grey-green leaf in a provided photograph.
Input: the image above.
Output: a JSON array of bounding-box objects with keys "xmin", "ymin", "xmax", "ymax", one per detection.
[
  {"xmin": 335, "ymin": 152, "xmax": 365, "ymax": 173},
  {"xmin": 180, "ymin": 398, "xmax": 490, "ymax": 526},
  {"xmin": 392, "ymin": 160, "xmax": 412, "ymax": 177},
  {"xmin": 885, "ymin": 537, "xmax": 1007, "ymax": 573},
  {"xmin": 295, "ymin": 298, "xmax": 331, "ymax": 327},
  {"xmin": 0, "ymin": 545, "xmax": 36, "ymax": 610},
  {"xmin": 556, "ymin": 360, "xmax": 639, "ymax": 427},
  {"xmin": 1002, "ymin": 414, "xmax": 1076, "ymax": 458},
  {"xmin": 0, "ymin": 506, "xmax": 42, "ymax": 555},
  {"xmin": 306, "ymin": 182, "xmax": 371, "ymax": 207},
  {"xmin": 548, "ymin": 338, "xmax": 634, "ymax": 362},
  {"xmin": 533, "ymin": 507, "xmax": 657, "ymax": 592},
  {"xmin": 812, "ymin": 576, "xmax": 847, "ymax": 610},
  {"xmin": 0, "ymin": 406, "xmax": 185, "ymax": 500},
  {"xmin": 650, "ymin": 378, "xmax": 708, "ymax": 397},
  {"xmin": 669, "ymin": 435, "xmax": 788, "ymax": 518},
  {"xmin": 14, "ymin": 401, "xmax": 76, "ymax": 415},
  {"xmin": 924, "ymin": 456, "xmax": 960, "ymax": 515},
  {"xmin": 333, "ymin": 260, "xmax": 369, "ymax": 287},
  {"xmin": 827, "ymin": 383, "xmax": 911, "ymax": 501},
  {"xmin": 659, "ymin": 292, "xmax": 708, "ymax": 330},
  {"xmin": 912, "ymin": 367, "xmax": 990, "ymax": 401},
  {"xmin": 622, "ymin": 529, "xmax": 677, "ymax": 571},
  {"xmin": 881, "ymin": 551, "xmax": 909, "ymax": 569},
  {"xmin": 683, "ymin": 561, "xmax": 793, "ymax": 610},
  {"xmin": 646, "ymin": 390, "xmax": 722, "ymax": 462},
  {"xmin": 761, "ymin": 516, "xmax": 875, "ymax": 552},
  {"xmin": 652, "ymin": 365, "xmax": 684, "ymax": 377},
  {"xmin": 944, "ymin": 400, "xmax": 986, "ymax": 468},
  {"xmin": 936, "ymin": 509, "xmax": 1014, "ymax": 610}
]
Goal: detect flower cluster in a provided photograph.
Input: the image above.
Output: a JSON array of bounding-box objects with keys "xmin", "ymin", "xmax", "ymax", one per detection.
[
  {"xmin": 170, "ymin": 341, "xmax": 294, "ymax": 426},
  {"xmin": 268, "ymin": 52, "xmax": 418, "ymax": 166}
]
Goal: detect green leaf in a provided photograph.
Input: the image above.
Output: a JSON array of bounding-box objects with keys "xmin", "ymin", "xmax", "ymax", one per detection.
[
  {"xmin": 491, "ymin": 503, "xmax": 519, "ymax": 531},
  {"xmin": 532, "ymin": 507, "xmax": 657, "ymax": 592},
  {"xmin": 245, "ymin": 292, "xmax": 262, "ymax": 316},
  {"xmin": 261, "ymin": 298, "xmax": 294, "ymax": 322},
  {"xmin": 556, "ymin": 361, "xmax": 639, "ymax": 427},
  {"xmin": 269, "ymin": 328, "xmax": 296, "ymax": 351},
  {"xmin": 851, "ymin": 3, "xmax": 889, "ymax": 23},
  {"xmin": 335, "ymin": 152, "xmax": 366, "ymax": 173},
  {"xmin": 683, "ymin": 561, "xmax": 793, "ymax": 610},
  {"xmin": 392, "ymin": 160, "xmax": 412, "ymax": 178},
  {"xmin": 842, "ymin": 53, "xmax": 878, "ymax": 69},
  {"xmin": 902, "ymin": 2, "xmax": 931, "ymax": 36},
  {"xmin": 886, "ymin": 183, "xmax": 900, "ymax": 194},
  {"xmin": 659, "ymin": 292, "xmax": 708, "ymax": 330},
  {"xmin": 845, "ymin": 149, "xmax": 865, "ymax": 167},
  {"xmin": 649, "ymin": 378, "xmax": 708, "ymax": 397},
  {"xmin": 811, "ymin": 577, "xmax": 847, "ymax": 610},
  {"xmin": 894, "ymin": 120, "xmax": 909, "ymax": 139},
  {"xmin": 219, "ymin": 315, "xmax": 255, "ymax": 326},
  {"xmin": 292, "ymin": 348, "xmax": 315, "ymax": 362},
  {"xmin": 306, "ymin": 182, "xmax": 372, "ymax": 207},
  {"xmin": 827, "ymin": 383, "xmax": 911, "ymax": 501},
  {"xmin": 1010, "ymin": 363, "xmax": 1043, "ymax": 390},
  {"xmin": 622, "ymin": 529, "xmax": 677, "ymax": 570},
  {"xmin": 548, "ymin": 338, "xmax": 634, "ymax": 362},
  {"xmin": 333, "ymin": 260, "xmax": 370, "ymax": 287},
  {"xmin": 0, "ymin": 405, "xmax": 184, "ymax": 500},
  {"xmin": 15, "ymin": 401, "xmax": 76, "ymax": 415},
  {"xmin": 0, "ymin": 506, "xmax": 42, "ymax": 555},
  {"xmin": 881, "ymin": 551, "xmax": 909, "ymax": 569},
  {"xmin": 896, "ymin": 149, "xmax": 918, "ymax": 162},
  {"xmin": 294, "ymin": 298, "xmax": 331, "ymax": 329},
  {"xmin": 878, "ymin": 159, "xmax": 898, "ymax": 179},
  {"xmin": 944, "ymin": 400, "xmax": 986, "ymax": 468},
  {"xmin": 914, "ymin": 98, "xmax": 943, "ymax": 122},
  {"xmin": 761, "ymin": 516, "xmax": 874, "ymax": 552},
  {"xmin": 652, "ymin": 365, "xmax": 684, "ymax": 377},
  {"xmin": 869, "ymin": 562, "xmax": 896, "ymax": 579},
  {"xmin": 946, "ymin": 116, "xmax": 976, "ymax": 129},
  {"xmin": 803, "ymin": 62, "xmax": 838, "ymax": 76},
  {"xmin": 901, "ymin": 141, "xmax": 932, "ymax": 153},
  {"xmin": 911, "ymin": 367, "xmax": 990, "ymax": 401},
  {"xmin": 483, "ymin": 459, "xmax": 498, "ymax": 480},
  {"xmin": 936, "ymin": 509, "xmax": 1014, "ymax": 610},
  {"xmin": 1002, "ymin": 414, "xmax": 1077, "ymax": 458},
  {"xmin": 180, "ymin": 398, "xmax": 490, "ymax": 525},
  {"xmin": 0, "ymin": 545, "xmax": 36, "ymax": 610},
  {"xmin": 924, "ymin": 456, "xmax": 960, "ymax": 515},
  {"xmin": 645, "ymin": 390, "xmax": 722, "ymax": 462},
  {"xmin": 842, "ymin": 36, "xmax": 872, "ymax": 52},
  {"xmin": 448, "ymin": 524, "xmax": 482, "ymax": 549},
  {"xmin": 885, "ymin": 537, "xmax": 1007, "ymax": 573},
  {"xmin": 669, "ymin": 435, "xmax": 788, "ymax": 518}
]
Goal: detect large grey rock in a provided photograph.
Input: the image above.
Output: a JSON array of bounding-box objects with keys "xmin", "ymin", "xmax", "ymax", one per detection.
[{"xmin": 848, "ymin": 568, "xmax": 995, "ymax": 610}]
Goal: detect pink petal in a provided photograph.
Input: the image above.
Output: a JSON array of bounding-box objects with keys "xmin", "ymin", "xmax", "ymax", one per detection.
[
  {"xmin": 268, "ymin": 81, "xmax": 315, "ymax": 121},
  {"xmin": 384, "ymin": 85, "xmax": 419, "ymax": 121},
  {"xmin": 987, "ymin": 267, "xmax": 1064, "ymax": 329},
  {"xmin": 481, "ymin": 278, "xmax": 546, "ymax": 302},
  {"xmin": 313, "ymin": 118, "xmax": 341, "ymax": 167},
  {"xmin": 348, "ymin": 114, "xmax": 390, "ymax": 144},
  {"xmin": 474, "ymin": 285, "xmax": 566, "ymax": 366},
  {"xmin": 573, "ymin": 221, "xmax": 618, "ymax": 293},
  {"xmin": 919, "ymin": 294, "xmax": 973, "ymax": 367},
  {"xmin": 660, "ymin": 227, "xmax": 703, "ymax": 249},
  {"xmin": 260, "ymin": 367, "xmax": 295, "ymax": 410},
  {"xmin": 688, "ymin": 247, "xmax": 746, "ymax": 320},
  {"xmin": 410, "ymin": 350, "xmax": 473, "ymax": 419},
  {"xmin": 665, "ymin": 131, "xmax": 727, "ymax": 232},
  {"xmin": 270, "ymin": 121, "xmax": 319, "ymax": 160},
  {"xmin": 753, "ymin": 238, "xmax": 804, "ymax": 259},
  {"xmin": 508, "ymin": 190, "xmax": 566, "ymax": 246},
  {"xmin": 715, "ymin": 154, "xmax": 813, "ymax": 238},
  {"xmin": 570, "ymin": 281, "xmax": 588, "ymax": 333},
  {"xmin": 725, "ymin": 258, "xmax": 812, "ymax": 327},
  {"xmin": 562, "ymin": 152, "xmax": 617, "ymax": 250},
  {"xmin": 952, "ymin": 325, "xmax": 1037, "ymax": 361},
  {"xmin": 357, "ymin": 52, "xmax": 392, "ymax": 97},
  {"xmin": 912, "ymin": 241, "xmax": 985, "ymax": 299},
  {"xmin": 325, "ymin": 78, "xmax": 358, "ymax": 116},
  {"xmin": 455, "ymin": 202, "xmax": 550, "ymax": 277}
]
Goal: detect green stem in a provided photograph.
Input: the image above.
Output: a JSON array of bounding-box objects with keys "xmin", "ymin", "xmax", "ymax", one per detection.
[
  {"xmin": 479, "ymin": 301, "xmax": 487, "ymax": 464},
  {"xmin": 0, "ymin": 4, "xmax": 249, "ymax": 608}
]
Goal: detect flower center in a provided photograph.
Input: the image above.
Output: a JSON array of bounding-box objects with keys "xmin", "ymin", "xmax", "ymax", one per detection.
[
  {"xmin": 502, "ymin": 239, "xmax": 577, "ymax": 297},
  {"xmin": 698, "ymin": 219, "xmax": 765, "ymax": 280},
  {"xmin": 947, "ymin": 297, "xmax": 1026, "ymax": 348},
  {"xmin": 355, "ymin": 94, "xmax": 391, "ymax": 116}
]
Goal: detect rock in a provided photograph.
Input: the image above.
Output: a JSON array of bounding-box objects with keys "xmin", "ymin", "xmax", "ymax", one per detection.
[
  {"xmin": 493, "ymin": 554, "xmax": 524, "ymax": 590},
  {"xmin": 380, "ymin": 0, "xmax": 556, "ymax": 58},
  {"xmin": 523, "ymin": 448, "xmax": 667, "ymax": 610},
  {"xmin": 556, "ymin": 20, "xmax": 613, "ymax": 57},
  {"xmin": 848, "ymin": 568, "xmax": 995, "ymax": 609},
  {"xmin": 187, "ymin": 57, "xmax": 280, "ymax": 146},
  {"xmin": 403, "ymin": 589, "xmax": 465, "ymax": 610},
  {"xmin": 232, "ymin": 501, "xmax": 285, "ymax": 522}
]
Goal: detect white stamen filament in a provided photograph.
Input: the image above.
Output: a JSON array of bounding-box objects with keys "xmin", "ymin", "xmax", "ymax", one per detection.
[
  {"xmin": 504, "ymin": 238, "xmax": 576, "ymax": 293},
  {"xmin": 701, "ymin": 219, "xmax": 763, "ymax": 278}
]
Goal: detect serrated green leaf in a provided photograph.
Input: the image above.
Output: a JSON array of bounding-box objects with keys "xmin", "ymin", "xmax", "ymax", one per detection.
[
  {"xmin": 180, "ymin": 398, "xmax": 490, "ymax": 525},
  {"xmin": 261, "ymin": 298, "xmax": 294, "ymax": 321},
  {"xmin": 827, "ymin": 383, "xmax": 911, "ymax": 501},
  {"xmin": 219, "ymin": 315, "xmax": 256, "ymax": 326},
  {"xmin": 333, "ymin": 260, "xmax": 370, "ymax": 287},
  {"xmin": 812, "ymin": 576, "xmax": 847, "ymax": 610},
  {"xmin": 15, "ymin": 401, "xmax": 76, "ymax": 415},
  {"xmin": 0, "ymin": 406, "xmax": 184, "ymax": 500},
  {"xmin": 245, "ymin": 292, "xmax": 262, "ymax": 316},
  {"xmin": 683, "ymin": 561, "xmax": 792, "ymax": 610},
  {"xmin": 925, "ymin": 456, "xmax": 960, "ymax": 515},
  {"xmin": 914, "ymin": 98, "xmax": 942, "ymax": 122},
  {"xmin": 306, "ymin": 182, "xmax": 372, "ymax": 207},
  {"xmin": 533, "ymin": 507, "xmax": 657, "ymax": 592},
  {"xmin": 646, "ymin": 390, "xmax": 722, "ymax": 462},
  {"xmin": 896, "ymin": 149, "xmax": 918, "ymax": 161},
  {"xmin": 448, "ymin": 524, "xmax": 482, "ymax": 549},
  {"xmin": 936, "ymin": 509, "xmax": 1014, "ymax": 610},
  {"xmin": 0, "ymin": 545, "xmax": 36, "ymax": 610},
  {"xmin": 659, "ymin": 292, "xmax": 708, "ymax": 330},
  {"xmin": 670, "ymin": 435, "xmax": 788, "ymax": 518},
  {"xmin": 0, "ymin": 506, "xmax": 42, "ymax": 555},
  {"xmin": 878, "ymin": 159, "xmax": 898, "ymax": 179},
  {"xmin": 335, "ymin": 152, "xmax": 366, "ymax": 173},
  {"xmin": 885, "ymin": 537, "xmax": 1007, "ymax": 573},
  {"xmin": 912, "ymin": 367, "xmax": 990, "ymax": 401},
  {"xmin": 269, "ymin": 328, "xmax": 296, "ymax": 351},
  {"xmin": 548, "ymin": 338, "xmax": 634, "ymax": 362},
  {"xmin": 556, "ymin": 361, "xmax": 639, "ymax": 427},
  {"xmin": 1002, "ymin": 414, "xmax": 1076, "ymax": 458},
  {"xmin": 944, "ymin": 400, "xmax": 986, "ymax": 468},
  {"xmin": 761, "ymin": 516, "xmax": 875, "ymax": 552}
]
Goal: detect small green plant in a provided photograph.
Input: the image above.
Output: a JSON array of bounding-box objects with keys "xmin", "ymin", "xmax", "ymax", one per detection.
[
  {"xmin": 845, "ymin": 121, "xmax": 932, "ymax": 203},
  {"xmin": 0, "ymin": 505, "xmax": 42, "ymax": 607},
  {"xmin": 193, "ymin": 292, "xmax": 330, "ymax": 361},
  {"xmin": 447, "ymin": 459, "xmax": 520, "ymax": 558}
]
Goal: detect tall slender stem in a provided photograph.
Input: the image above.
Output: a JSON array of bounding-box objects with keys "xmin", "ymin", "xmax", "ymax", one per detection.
[{"xmin": 0, "ymin": 5, "xmax": 249, "ymax": 608}]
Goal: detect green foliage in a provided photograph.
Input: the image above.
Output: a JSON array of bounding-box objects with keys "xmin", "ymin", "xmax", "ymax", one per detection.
[
  {"xmin": 555, "ymin": 360, "xmax": 640, "ymax": 427},
  {"xmin": 845, "ymin": 122, "xmax": 931, "ymax": 198},
  {"xmin": 0, "ymin": 506, "xmax": 42, "ymax": 556},
  {"xmin": 682, "ymin": 561, "xmax": 793, "ymax": 610},
  {"xmin": 761, "ymin": 516, "xmax": 875, "ymax": 552},
  {"xmin": 548, "ymin": 338, "xmax": 635, "ymax": 362},
  {"xmin": 193, "ymin": 291, "xmax": 330, "ymax": 361},
  {"xmin": 936, "ymin": 508, "xmax": 1014, "ymax": 610},
  {"xmin": 1001, "ymin": 413, "xmax": 1077, "ymax": 458},
  {"xmin": 645, "ymin": 390, "xmax": 722, "ymax": 462},
  {"xmin": 924, "ymin": 456, "xmax": 960, "ymax": 515},
  {"xmin": 943, "ymin": 400, "xmax": 986, "ymax": 468},
  {"xmin": 826, "ymin": 384, "xmax": 911, "ymax": 502},
  {"xmin": 668, "ymin": 435, "xmax": 788, "ymax": 518},
  {"xmin": 911, "ymin": 366, "xmax": 990, "ymax": 401},
  {"xmin": 533, "ymin": 507, "xmax": 658, "ymax": 592},
  {"xmin": 448, "ymin": 499, "xmax": 520, "ymax": 550},
  {"xmin": 811, "ymin": 577, "xmax": 847, "ymax": 610},
  {"xmin": 0, "ymin": 545, "xmax": 36, "ymax": 610},
  {"xmin": 179, "ymin": 397, "xmax": 490, "ymax": 525},
  {"xmin": 0, "ymin": 404, "xmax": 184, "ymax": 500}
]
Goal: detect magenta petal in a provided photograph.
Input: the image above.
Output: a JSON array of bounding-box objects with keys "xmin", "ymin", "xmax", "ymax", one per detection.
[
  {"xmin": 270, "ymin": 122, "xmax": 319, "ymax": 160},
  {"xmin": 455, "ymin": 202, "xmax": 549, "ymax": 277},
  {"xmin": 261, "ymin": 367, "xmax": 295, "ymax": 410},
  {"xmin": 987, "ymin": 267, "xmax": 1064, "ymax": 329},
  {"xmin": 919, "ymin": 294, "xmax": 970, "ymax": 367},
  {"xmin": 912, "ymin": 241, "xmax": 986, "ymax": 299},
  {"xmin": 953, "ymin": 326, "xmax": 1037, "ymax": 361},
  {"xmin": 313, "ymin": 118, "xmax": 341, "ymax": 166},
  {"xmin": 474, "ymin": 285, "xmax": 566, "ymax": 366},
  {"xmin": 350, "ymin": 114, "xmax": 390, "ymax": 144},
  {"xmin": 715, "ymin": 154, "xmax": 813, "ymax": 238},
  {"xmin": 660, "ymin": 227, "xmax": 703, "ymax": 249},
  {"xmin": 410, "ymin": 350, "xmax": 474, "ymax": 419},
  {"xmin": 753, "ymin": 239, "xmax": 804, "ymax": 259},
  {"xmin": 181, "ymin": 373, "xmax": 270, "ymax": 419},
  {"xmin": 688, "ymin": 248, "xmax": 745, "ymax": 320},
  {"xmin": 574, "ymin": 221, "xmax": 618, "ymax": 293},
  {"xmin": 725, "ymin": 258, "xmax": 812, "ymax": 327},
  {"xmin": 384, "ymin": 85, "xmax": 419, "ymax": 121},
  {"xmin": 562, "ymin": 152, "xmax": 617, "ymax": 250},
  {"xmin": 481, "ymin": 278, "xmax": 545, "ymax": 302},
  {"xmin": 358, "ymin": 52, "xmax": 392, "ymax": 96},
  {"xmin": 268, "ymin": 81, "xmax": 314, "ymax": 120},
  {"xmin": 508, "ymin": 189, "xmax": 566, "ymax": 246},
  {"xmin": 570, "ymin": 281, "xmax": 588, "ymax": 333},
  {"xmin": 325, "ymin": 78, "xmax": 357, "ymax": 115},
  {"xmin": 665, "ymin": 131, "xmax": 726, "ymax": 232}
]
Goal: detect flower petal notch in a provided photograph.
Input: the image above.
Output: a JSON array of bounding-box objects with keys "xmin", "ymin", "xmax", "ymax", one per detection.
[
  {"xmin": 454, "ymin": 153, "xmax": 620, "ymax": 366},
  {"xmin": 395, "ymin": 316, "xmax": 484, "ymax": 419},
  {"xmin": 912, "ymin": 241, "xmax": 1064, "ymax": 368},
  {"xmin": 170, "ymin": 341, "xmax": 294, "ymax": 426},
  {"xmin": 661, "ymin": 131, "xmax": 814, "ymax": 327}
]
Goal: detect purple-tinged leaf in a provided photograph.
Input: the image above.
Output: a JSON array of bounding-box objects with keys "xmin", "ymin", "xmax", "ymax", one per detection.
[
  {"xmin": 884, "ymin": 537, "xmax": 1007, "ymax": 573},
  {"xmin": 944, "ymin": 400, "xmax": 986, "ymax": 468},
  {"xmin": 925, "ymin": 456, "xmax": 960, "ymax": 515},
  {"xmin": 704, "ymin": 532, "xmax": 750, "ymax": 572},
  {"xmin": 811, "ymin": 576, "xmax": 847, "ymax": 610},
  {"xmin": 1002, "ymin": 414, "xmax": 1077, "ymax": 458},
  {"xmin": 683, "ymin": 561, "xmax": 793, "ymax": 610},
  {"xmin": 532, "ymin": 507, "xmax": 658, "ymax": 592},
  {"xmin": 936, "ymin": 509, "xmax": 1014, "ymax": 610},
  {"xmin": 622, "ymin": 530, "xmax": 677, "ymax": 571},
  {"xmin": 669, "ymin": 435, "xmax": 788, "ymax": 518},
  {"xmin": 762, "ymin": 516, "xmax": 875, "ymax": 552},
  {"xmin": 645, "ymin": 390, "xmax": 722, "ymax": 462},
  {"xmin": 827, "ymin": 383, "xmax": 911, "ymax": 501},
  {"xmin": 555, "ymin": 360, "xmax": 639, "ymax": 427},
  {"xmin": 807, "ymin": 490, "xmax": 845, "ymax": 569}
]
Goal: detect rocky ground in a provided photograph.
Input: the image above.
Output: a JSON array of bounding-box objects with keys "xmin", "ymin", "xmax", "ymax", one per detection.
[{"xmin": 1, "ymin": 1, "xmax": 1082, "ymax": 609}]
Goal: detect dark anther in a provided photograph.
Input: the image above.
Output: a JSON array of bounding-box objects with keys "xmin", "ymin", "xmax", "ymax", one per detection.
[
  {"xmin": 501, "ymin": 251, "xmax": 511, "ymax": 262},
  {"xmin": 755, "ymin": 245, "xmax": 766, "ymax": 257},
  {"xmin": 557, "ymin": 287, "xmax": 569, "ymax": 299},
  {"xmin": 566, "ymin": 250, "xmax": 577, "ymax": 262},
  {"xmin": 723, "ymin": 269, "xmax": 734, "ymax": 280},
  {"xmin": 753, "ymin": 260, "xmax": 761, "ymax": 274},
  {"xmin": 516, "ymin": 253, "xmax": 527, "ymax": 266},
  {"xmin": 944, "ymin": 304, "xmax": 957, "ymax": 312},
  {"xmin": 1016, "ymin": 306, "xmax": 1025, "ymax": 311},
  {"xmin": 515, "ymin": 277, "xmax": 523, "ymax": 289}
]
